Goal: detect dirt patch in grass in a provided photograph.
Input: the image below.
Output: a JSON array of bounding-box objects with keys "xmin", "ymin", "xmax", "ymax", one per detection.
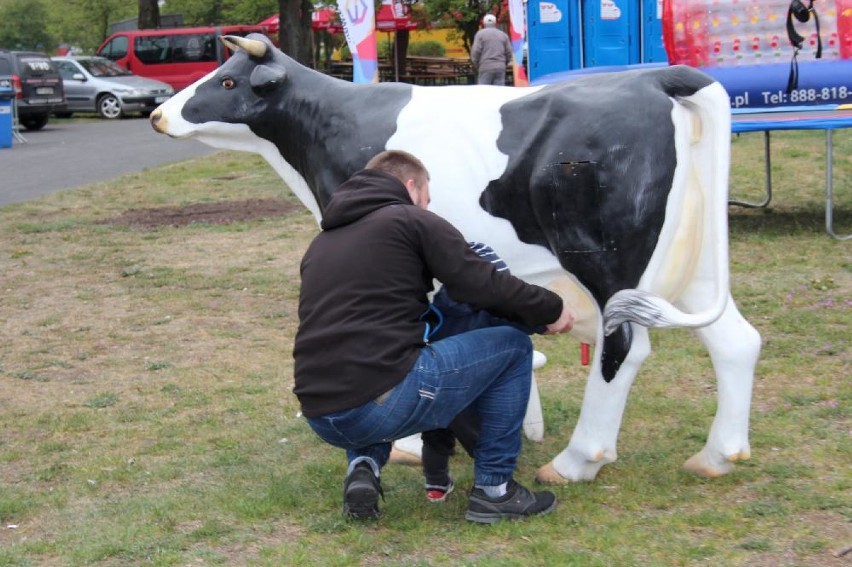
[{"xmin": 104, "ymin": 198, "xmax": 300, "ymax": 228}]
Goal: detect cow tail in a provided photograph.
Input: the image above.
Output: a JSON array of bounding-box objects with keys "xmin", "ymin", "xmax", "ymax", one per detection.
[{"xmin": 602, "ymin": 75, "xmax": 732, "ymax": 336}]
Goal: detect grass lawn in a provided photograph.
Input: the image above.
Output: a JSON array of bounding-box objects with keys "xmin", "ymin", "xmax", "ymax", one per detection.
[{"xmin": 0, "ymin": 129, "xmax": 849, "ymax": 566}]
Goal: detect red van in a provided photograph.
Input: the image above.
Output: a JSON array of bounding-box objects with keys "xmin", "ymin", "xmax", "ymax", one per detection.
[{"xmin": 96, "ymin": 25, "xmax": 266, "ymax": 91}]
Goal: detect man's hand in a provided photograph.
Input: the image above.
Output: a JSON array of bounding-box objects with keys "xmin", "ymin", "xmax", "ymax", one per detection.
[{"xmin": 545, "ymin": 305, "xmax": 574, "ymax": 334}]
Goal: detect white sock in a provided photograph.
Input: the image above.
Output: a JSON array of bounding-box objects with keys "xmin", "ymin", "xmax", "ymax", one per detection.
[
  {"xmin": 475, "ymin": 482, "xmax": 508, "ymax": 498},
  {"xmin": 348, "ymin": 457, "xmax": 379, "ymax": 478}
]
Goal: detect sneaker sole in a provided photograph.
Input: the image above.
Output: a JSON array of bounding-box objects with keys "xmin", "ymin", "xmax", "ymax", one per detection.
[
  {"xmin": 344, "ymin": 485, "xmax": 380, "ymax": 520},
  {"xmin": 464, "ymin": 498, "xmax": 557, "ymax": 524}
]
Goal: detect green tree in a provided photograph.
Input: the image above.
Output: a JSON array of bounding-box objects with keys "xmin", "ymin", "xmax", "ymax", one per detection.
[
  {"xmin": 159, "ymin": 0, "xmax": 277, "ymax": 26},
  {"xmin": 223, "ymin": 0, "xmax": 278, "ymax": 24},
  {"xmin": 159, "ymin": 0, "xmax": 227, "ymax": 25},
  {"xmin": 277, "ymin": 0, "xmax": 313, "ymax": 65},
  {"xmin": 160, "ymin": 0, "xmax": 312, "ymax": 64},
  {"xmin": 46, "ymin": 0, "xmax": 136, "ymax": 52},
  {"xmin": 419, "ymin": 0, "xmax": 505, "ymax": 55},
  {"xmin": 138, "ymin": 0, "xmax": 160, "ymax": 28},
  {"xmin": 0, "ymin": 0, "xmax": 54, "ymax": 51}
]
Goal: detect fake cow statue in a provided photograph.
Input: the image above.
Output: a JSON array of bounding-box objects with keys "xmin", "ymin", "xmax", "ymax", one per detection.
[{"xmin": 150, "ymin": 33, "xmax": 761, "ymax": 483}]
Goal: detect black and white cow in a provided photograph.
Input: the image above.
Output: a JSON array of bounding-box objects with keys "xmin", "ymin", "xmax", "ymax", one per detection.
[{"xmin": 150, "ymin": 33, "xmax": 761, "ymax": 483}]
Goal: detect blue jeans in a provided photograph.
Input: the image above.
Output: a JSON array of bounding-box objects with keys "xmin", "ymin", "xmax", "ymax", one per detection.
[{"xmin": 306, "ymin": 326, "xmax": 533, "ymax": 486}]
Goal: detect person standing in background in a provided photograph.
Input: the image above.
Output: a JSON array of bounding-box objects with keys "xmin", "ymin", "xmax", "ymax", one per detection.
[{"xmin": 470, "ymin": 14, "xmax": 514, "ymax": 85}]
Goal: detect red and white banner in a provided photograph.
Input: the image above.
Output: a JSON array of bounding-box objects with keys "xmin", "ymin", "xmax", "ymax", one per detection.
[{"xmin": 508, "ymin": 0, "xmax": 529, "ymax": 86}]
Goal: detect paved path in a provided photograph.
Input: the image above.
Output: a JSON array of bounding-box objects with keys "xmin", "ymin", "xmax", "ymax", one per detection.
[{"xmin": 0, "ymin": 117, "xmax": 217, "ymax": 206}]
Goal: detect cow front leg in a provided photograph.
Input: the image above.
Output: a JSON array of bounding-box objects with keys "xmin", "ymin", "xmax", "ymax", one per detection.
[
  {"xmin": 537, "ymin": 325, "xmax": 651, "ymax": 483},
  {"xmin": 683, "ymin": 294, "xmax": 760, "ymax": 477}
]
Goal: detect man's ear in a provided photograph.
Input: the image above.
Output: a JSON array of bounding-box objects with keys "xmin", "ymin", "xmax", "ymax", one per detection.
[{"xmin": 403, "ymin": 178, "xmax": 417, "ymax": 199}]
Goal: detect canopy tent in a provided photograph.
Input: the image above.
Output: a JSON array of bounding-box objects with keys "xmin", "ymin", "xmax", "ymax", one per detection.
[
  {"xmin": 259, "ymin": 2, "xmax": 417, "ymax": 36},
  {"xmin": 257, "ymin": 14, "xmax": 280, "ymax": 34},
  {"xmin": 260, "ymin": 2, "xmax": 420, "ymax": 81},
  {"xmin": 375, "ymin": 2, "xmax": 418, "ymax": 32},
  {"xmin": 259, "ymin": 13, "xmax": 336, "ymax": 35},
  {"xmin": 311, "ymin": 8, "xmax": 343, "ymax": 34}
]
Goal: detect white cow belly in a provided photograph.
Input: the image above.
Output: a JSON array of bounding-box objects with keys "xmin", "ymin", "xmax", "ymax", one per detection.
[
  {"xmin": 387, "ymin": 85, "xmax": 558, "ymax": 280},
  {"xmin": 545, "ymin": 275, "xmax": 599, "ymax": 344},
  {"xmin": 388, "ymin": 85, "xmax": 598, "ymax": 339}
]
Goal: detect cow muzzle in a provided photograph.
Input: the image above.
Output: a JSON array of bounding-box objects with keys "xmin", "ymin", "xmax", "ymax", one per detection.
[{"xmin": 150, "ymin": 108, "xmax": 166, "ymax": 134}]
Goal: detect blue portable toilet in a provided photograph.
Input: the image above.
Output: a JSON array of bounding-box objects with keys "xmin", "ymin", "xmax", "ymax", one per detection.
[
  {"xmin": 527, "ymin": 0, "xmax": 668, "ymax": 82},
  {"xmin": 582, "ymin": 0, "xmax": 640, "ymax": 67},
  {"xmin": 527, "ymin": 0, "xmax": 581, "ymax": 82},
  {"xmin": 642, "ymin": 0, "xmax": 668, "ymax": 63},
  {"xmin": 0, "ymin": 77, "xmax": 14, "ymax": 149}
]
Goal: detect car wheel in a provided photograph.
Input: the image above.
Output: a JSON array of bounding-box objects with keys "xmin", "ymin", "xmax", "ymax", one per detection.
[
  {"xmin": 97, "ymin": 94, "xmax": 122, "ymax": 119},
  {"xmin": 21, "ymin": 114, "xmax": 49, "ymax": 130}
]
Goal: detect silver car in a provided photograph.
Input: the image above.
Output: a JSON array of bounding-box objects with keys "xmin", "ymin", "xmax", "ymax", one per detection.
[{"xmin": 52, "ymin": 56, "xmax": 174, "ymax": 119}]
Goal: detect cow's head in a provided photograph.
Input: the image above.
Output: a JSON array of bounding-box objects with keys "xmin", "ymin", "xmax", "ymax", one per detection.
[
  {"xmin": 150, "ymin": 33, "xmax": 290, "ymax": 149},
  {"xmin": 151, "ymin": 32, "xmax": 330, "ymax": 222}
]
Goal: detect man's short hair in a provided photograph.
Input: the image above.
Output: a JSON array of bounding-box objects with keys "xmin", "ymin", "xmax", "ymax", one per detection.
[{"xmin": 364, "ymin": 150, "xmax": 430, "ymax": 186}]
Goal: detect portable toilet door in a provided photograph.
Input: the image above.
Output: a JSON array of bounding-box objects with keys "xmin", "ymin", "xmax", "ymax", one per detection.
[
  {"xmin": 527, "ymin": 0, "xmax": 582, "ymax": 82},
  {"xmin": 642, "ymin": 0, "xmax": 668, "ymax": 63},
  {"xmin": 582, "ymin": 0, "xmax": 640, "ymax": 67}
]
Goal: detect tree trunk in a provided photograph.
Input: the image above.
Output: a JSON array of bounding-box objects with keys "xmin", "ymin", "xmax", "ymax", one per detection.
[
  {"xmin": 138, "ymin": 0, "xmax": 160, "ymax": 29},
  {"xmin": 278, "ymin": 0, "xmax": 314, "ymax": 66}
]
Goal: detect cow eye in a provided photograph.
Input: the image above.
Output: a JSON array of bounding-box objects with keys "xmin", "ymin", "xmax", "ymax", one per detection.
[{"xmin": 221, "ymin": 77, "xmax": 235, "ymax": 89}]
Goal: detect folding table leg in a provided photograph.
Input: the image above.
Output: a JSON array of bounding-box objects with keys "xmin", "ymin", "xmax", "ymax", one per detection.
[
  {"xmin": 729, "ymin": 131, "xmax": 772, "ymax": 208},
  {"xmin": 825, "ymin": 130, "xmax": 851, "ymax": 240}
]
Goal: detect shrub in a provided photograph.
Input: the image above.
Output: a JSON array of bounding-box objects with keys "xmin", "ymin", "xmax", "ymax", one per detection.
[
  {"xmin": 408, "ymin": 40, "xmax": 446, "ymax": 57},
  {"xmin": 339, "ymin": 39, "xmax": 447, "ymax": 61}
]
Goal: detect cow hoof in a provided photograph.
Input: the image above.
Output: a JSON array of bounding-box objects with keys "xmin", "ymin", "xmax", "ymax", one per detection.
[
  {"xmin": 683, "ymin": 447, "xmax": 749, "ymax": 478},
  {"xmin": 683, "ymin": 455, "xmax": 732, "ymax": 478},
  {"xmin": 535, "ymin": 462, "xmax": 571, "ymax": 485},
  {"xmin": 389, "ymin": 447, "xmax": 421, "ymax": 466},
  {"xmin": 728, "ymin": 449, "xmax": 751, "ymax": 462},
  {"xmin": 536, "ymin": 447, "xmax": 617, "ymax": 483}
]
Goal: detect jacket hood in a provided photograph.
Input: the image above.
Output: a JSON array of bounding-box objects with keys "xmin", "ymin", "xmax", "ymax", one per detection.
[{"xmin": 321, "ymin": 169, "xmax": 413, "ymax": 230}]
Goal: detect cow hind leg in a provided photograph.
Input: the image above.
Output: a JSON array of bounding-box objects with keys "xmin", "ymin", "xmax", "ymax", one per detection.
[
  {"xmin": 536, "ymin": 325, "xmax": 651, "ymax": 483},
  {"xmin": 682, "ymin": 293, "xmax": 761, "ymax": 477}
]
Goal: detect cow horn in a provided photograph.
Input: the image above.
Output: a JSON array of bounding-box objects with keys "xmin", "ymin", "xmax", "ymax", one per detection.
[{"xmin": 220, "ymin": 35, "xmax": 267, "ymax": 58}]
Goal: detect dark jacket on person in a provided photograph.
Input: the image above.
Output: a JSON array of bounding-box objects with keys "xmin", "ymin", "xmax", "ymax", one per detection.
[{"xmin": 292, "ymin": 169, "xmax": 562, "ymax": 418}]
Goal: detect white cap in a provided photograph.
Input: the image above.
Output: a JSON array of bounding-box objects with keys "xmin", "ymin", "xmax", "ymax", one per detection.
[{"xmin": 483, "ymin": 14, "xmax": 497, "ymax": 25}]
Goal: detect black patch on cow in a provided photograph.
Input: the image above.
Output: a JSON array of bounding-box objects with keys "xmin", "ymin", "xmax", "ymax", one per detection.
[
  {"xmin": 480, "ymin": 65, "xmax": 712, "ymax": 382},
  {"xmin": 602, "ymin": 322, "xmax": 632, "ymax": 379},
  {"xmin": 180, "ymin": 36, "xmax": 413, "ymax": 212},
  {"xmin": 539, "ymin": 161, "xmax": 609, "ymax": 253}
]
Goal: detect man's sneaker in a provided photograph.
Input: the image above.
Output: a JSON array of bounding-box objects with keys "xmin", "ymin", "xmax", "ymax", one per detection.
[
  {"xmin": 343, "ymin": 463, "xmax": 384, "ymax": 520},
  {"xmin": 425, "ymin": 478, "xmax": 454, "ymax": 503},
  {"xmin": 465, "ymin": 479, "xmax": 556, "ymax": 524}
]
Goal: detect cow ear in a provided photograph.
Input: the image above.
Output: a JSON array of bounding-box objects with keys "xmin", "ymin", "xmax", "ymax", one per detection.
[{"xmin": 250, "ymin": 65, "xmax": 287, "ymax": 91}]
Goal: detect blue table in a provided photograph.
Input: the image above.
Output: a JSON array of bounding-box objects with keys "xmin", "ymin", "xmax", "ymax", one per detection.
[{"xmin": 730, "ymin": 105, "xmax": 852, "ymax": 240}]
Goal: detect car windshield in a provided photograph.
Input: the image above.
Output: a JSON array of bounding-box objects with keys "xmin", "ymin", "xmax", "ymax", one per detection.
[{"xmin": 78, "ymin": 58, "xmax": 133, "ymax": 77}]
